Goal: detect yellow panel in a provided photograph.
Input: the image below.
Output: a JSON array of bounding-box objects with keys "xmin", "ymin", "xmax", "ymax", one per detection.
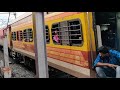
[
  {"xmin": 45, "ymin": 12, "xmax": 89, "ymax": 51},
  {"xmin": 83, "ymin": 12, "xmax": 96, "ymax": 52},
  {"xmin": 11, "ymin": 23, "xmax": 34, "ymax": 45},
  {"xmin": 11, "ymin": 12, "xmax": 93, "ymax": 52}
]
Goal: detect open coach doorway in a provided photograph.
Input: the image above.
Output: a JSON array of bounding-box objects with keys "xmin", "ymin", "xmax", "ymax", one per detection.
[
  {"xmin": 90, "ymin": 12, "xmax": 120, "ymax": 77},
  {"xmin": 93, "ymin": 12, "xmax": 120, "ymax": 51},
  {"xmin": 94, "ymin": 12, "xmax": 117, "ymax": 50}
]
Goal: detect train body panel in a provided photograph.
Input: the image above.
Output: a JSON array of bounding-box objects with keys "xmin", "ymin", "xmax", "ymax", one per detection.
[
  {"xmin": 11, "ymin": 15, "xmax": 34, "ymax": 53},
  {"xmin": 12, "ymin": 47, "xmax": 90, "ymax": 78},
  {"xmin": 1, "ymin": 12, "xmax": 97, "ymax": 78},
  {"xmin": 45, "ymin": 12, "xmax": 90, "ymax": 69}
]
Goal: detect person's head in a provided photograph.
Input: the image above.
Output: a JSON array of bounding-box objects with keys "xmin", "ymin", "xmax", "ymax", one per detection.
[
  {"xmin": 98, "ymin": 46, "xmax": 110, "ymax": 58},
  {"xmin": 54, "ymin": 30, "xmax": 58, "ymax": 35}
]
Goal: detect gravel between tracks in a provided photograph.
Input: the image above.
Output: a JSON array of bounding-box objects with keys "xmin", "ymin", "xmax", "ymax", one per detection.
[{"xmin": 0, "ymin": 51, "xmax": 35, "ymax": 78}]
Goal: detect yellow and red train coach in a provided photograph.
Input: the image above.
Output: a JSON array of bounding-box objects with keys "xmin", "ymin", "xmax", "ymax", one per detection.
[{"xmin": 0, "ymin": 12, "xmax": 97, "ymax": 78}]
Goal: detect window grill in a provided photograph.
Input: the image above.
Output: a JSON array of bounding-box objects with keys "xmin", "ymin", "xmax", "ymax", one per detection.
[
  {"xmin": 51, "ymin": 19, "xmax": 83, "ymax": 46},
  {"xmin": 23, "ymin": 28, "xmax": 33, "ymax": 42},
  {"xmin": 12, "ymin": 32, "xmax": 16, "ymax": 41}
]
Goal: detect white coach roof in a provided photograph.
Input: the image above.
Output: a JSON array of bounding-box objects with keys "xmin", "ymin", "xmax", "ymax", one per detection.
[
  {"xmin": 9, "ymin": 12, "xmax": 64, "ymax": 25},
  {"xmin": 9, "ymin": 12, "xmax": 32, "ymax": 25}
]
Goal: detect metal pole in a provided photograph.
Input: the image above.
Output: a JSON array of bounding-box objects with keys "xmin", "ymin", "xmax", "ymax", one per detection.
[
  {"xmin": 7, "ymin": 12, "xmax": 10, "ymax": 26},
  {"xmin": 13, "ymin": 12, "xmax": 16, "ymax": 19},
  {"xmin": 3, "ymin": 29, "xmax": 9, "ymax": 67},
  {"xmin": 96, "ymin": 25, "xmax": 102, "ymax": 48},
  {"xmin": 32, "ymin": 12, "xmax": 49, "ymax": 78},
  {"xmin": 4, "ymin": 12, "xmax": 10, "ymax": 67}
]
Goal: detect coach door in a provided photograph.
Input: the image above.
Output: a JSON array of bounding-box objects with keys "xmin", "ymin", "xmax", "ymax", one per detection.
[
  {"xmin": 94, "ymin": 12, "xmax": 117, "ymax": 50},
  {"xmin": 85, "ymin": 12, "xmax": 117, "ymax": 77}
]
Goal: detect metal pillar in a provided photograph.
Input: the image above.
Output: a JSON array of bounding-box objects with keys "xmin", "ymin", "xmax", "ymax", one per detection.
[
  {"xmin": 96, "ymin": 25, "xmax": 102, "ymax": 48},
  {"xmin": 4, "ymin": 12, "xmax": 10, "ymax": 67},
  {"xmin": 3, "ymin": 29, "xmax": 9, "ymax": 67},
  {"xmin": 1, "ymin": 27, "xmax": 11, "ymax": 78},
  {"xmin": 32, "ymin": 12, "xmax": 49, "ymax": 78}
]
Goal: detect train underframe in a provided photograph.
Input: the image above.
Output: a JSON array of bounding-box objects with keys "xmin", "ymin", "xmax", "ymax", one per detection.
[
  {"xmin": 11, "ymin": 49, "xmax": 36, "ymax": 70},
  {"xmin": 0, "ymin": 47, "xmax": 76, "ymax": 78}
]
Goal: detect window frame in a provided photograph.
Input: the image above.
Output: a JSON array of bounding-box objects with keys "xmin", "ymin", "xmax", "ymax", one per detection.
[
  {"xmin": 12, "ymin": 32, "xmax": 17, "ymax": 41},
  {"xmin": 51, "ymin": 22, "xmax": 61, "ymax": 45},
  {"xmin": 45, "ymin": 25, "xmax": 50, "ymax": 44},
  {"xmin": 67, "ymin": 18, "xmax": 83, "ymax": 46},
  {"xmin": 23, "ymin": 28, "xmax": 33, "ymax": 42},
  {"xmin": 51, "ymin": 18, "xmax": 83, "ymax": 46}
]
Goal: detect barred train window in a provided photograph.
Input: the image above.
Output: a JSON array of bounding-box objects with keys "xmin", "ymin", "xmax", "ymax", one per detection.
[
  {"xmin": 51, "ymin": 19, "xmax": 83, "ymax": 46},
  {"xmin": 68, "ymin": 19, "xmax": 82, "ymax": 46},
  {"xmin": 45, "ymin": 25, "xmax": 50, "ymax": 43},
  {"xmin": 12, "ymin": 32, "xmax": 16, "ymax": 41},
  {"xmin": 17, "ymin": 31, "xmax": 23, "ymax": 41},
  {"xmin": 23, "ymin": 28, "xmax": 33, "ymax": 42},
  {"xmin": 51, "ymin": 23, "xmax": 61, "ymax": 45}
]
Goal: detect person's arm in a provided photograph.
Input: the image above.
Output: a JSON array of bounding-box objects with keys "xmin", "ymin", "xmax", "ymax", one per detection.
[
  {"xmin": 96, "ymin": 62, "xmax": 118, "ymax": 68},
  {"xmin": 93, "ymin": 54, "xmax": 118, "ymax": 68},
  {"xmin": 109, "ymin": 49, "xmax": 120, "ymax": 59},
  {"xmin": 96, "ymin": 62, "xmax": 109, "ymax": 67},
  {"xmin": 93, "ymin": 54, "xmax": 101, "ymax": 67},
  {"xmin": 94, "ymin": 55, "xmax": 111, "ymax": 67}
]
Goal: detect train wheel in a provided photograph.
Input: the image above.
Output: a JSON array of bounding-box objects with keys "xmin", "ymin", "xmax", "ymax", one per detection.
[{"xmin": 12, "ymin": 51, "xmax": 19, "ymax": 64}]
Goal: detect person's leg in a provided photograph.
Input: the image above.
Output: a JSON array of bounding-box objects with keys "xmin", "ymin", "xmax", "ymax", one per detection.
[
  {"xmin": 95, "ymin": 67, "xmax": 107, "ymax": 78},
  {"xmin": 102, "ymin": 66, "xmax": 116, "ymax": 77},
  {"xmin": 96, "ymin": 67, "xmax": 116, "ymax": 78},
  {"xmin": 116, "ymin": 66, "xmax": 120, "ymax": 78}
]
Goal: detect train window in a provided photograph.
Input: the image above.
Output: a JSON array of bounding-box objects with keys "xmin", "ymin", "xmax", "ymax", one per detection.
[
  {"xmin": 17, "ymin": 31, "xmax": 23, "ymax": 41},
  {"xmin": 23, "ymin": 29, "xmax": 27, "ymax": 41},
  {"xmin": 45, "ymin": 25, "xmax": 50, "ymax": 44},
  {"xmin": 51, "ymin": 19, "xmax": 83, "ymax": 46},
  {"xmin": 51, "ymin": 23, "xmax": 61, "ymax": 45},
  {"xmin": 23, "ymin": 28, "xmax": 33, "ymax": 42},
  {"xmin": 68, "ymin": 19, "xmax": 83, "ymax": 46},
  {"xmin": 12, "ymin": 32, "xmax": 16, "ymax": 41}
]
